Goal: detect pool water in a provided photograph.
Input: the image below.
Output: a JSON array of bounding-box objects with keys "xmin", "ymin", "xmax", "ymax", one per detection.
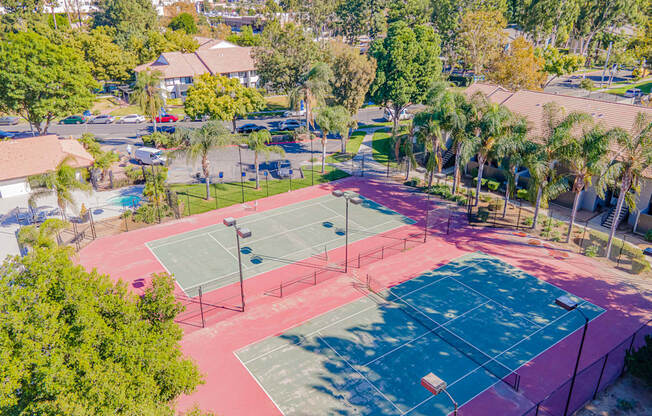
[{"xmin": 108, "ymin": 195, "xmax": 142, "ymax": 207}]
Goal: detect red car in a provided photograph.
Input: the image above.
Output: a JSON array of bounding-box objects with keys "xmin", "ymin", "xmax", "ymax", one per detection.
[{"xmin": 155, "ymin": 114, "xmax": 179, "ymax": 123}]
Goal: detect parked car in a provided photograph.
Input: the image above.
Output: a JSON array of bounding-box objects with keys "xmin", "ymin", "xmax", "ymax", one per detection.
[
  {"xmin": 134, "ymin": 147, "xmax": 167, "ymax": 165},
  {"xmin": 276, "ymin": 160, "xmax": 292, "ymax": 177},
  {"xmin": 119, "ymin": 114, "xmax": 146, "ymax": 124},
  {"xmin": 59, "ymin": 115, "xmax": 88, "ymax": 124},
  {"xmin": 89, "ymin": 114, "xmax": 116, "ymax": 124},
  {"xmin": 237, "ymin": 123, "xmax": 267, "ymax": 134},
  {"xmin": 382, "ymin": 108, "xmax": 413, "ymax": 122},
  {"xmin": 0, "ymin": 116, "xmax": 19, "ymax": 125},
  {"xmin": 155, "ymin": 114, "xmax": 179, "ymax": 123},
  {"xmin": 624, "ymin": 88, "xmax": 643, "ymax": 98},
  {"xmin": 0, "ymin": 130, "xmax": 16, "ymax": 139},
  {"xmin": 279, "ymin": 119, "xmax": 305, "ymax": 131},
  {"xmin": 156, "ymin": 125, "xmax": 176, "ymax": 134},
  {"xmin": 283, "ymin": 109, "xmax": 306, "ymax": 118}
]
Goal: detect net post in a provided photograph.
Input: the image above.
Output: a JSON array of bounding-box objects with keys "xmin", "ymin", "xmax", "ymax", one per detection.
[
  {"xmin": 516, "ymin": 201, "xmax": 522, "ymax": 230},
  {"xmin": 313, "ymin": 270, "xmax": 317, "ymax": 285},
  {"xmin": 535, "ymin": 403, "xmax": 540, "ymax": 416},
  {"xmin": 593, "ymin": 354, "xmax": 608, "ymax": 399},
  {"xmin": 198, "ymin": 287, "xmax": 205, "ymax": 328},
  {"xmin": 627, "ymin": 332, "xmax": 636, "ymax": 353},
  {"xmin": 381, "ymin": 246, "xmax": 384, "ymax": 259},
  {"xmin": 280, "ymin": 282, "xmax": 283, "ymax": 298},
  {"xmin": 89, "ymin": 210, "xmax": 97, "ymax": 239},
  {"xmin": 358, "ymin": 253, "xmax": 361, "ymax": 268},
  {"xmin": 403, "ymin": 238, "xmax": 407, "ymax": 250}
]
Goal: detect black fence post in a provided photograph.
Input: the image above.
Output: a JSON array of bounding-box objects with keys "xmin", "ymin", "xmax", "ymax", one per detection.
[
  {"xmin": 361, "ymin": 155, "xmax": 365, "ymax": 177},
  {"xmin": 516, "ymin": 201, "xmax": 522, "ymax": 231},
  {"xmin": 198, "ymin": 287, "xmax": 205, "ymax": 328},
  {"xmin": 214, "ymin": 183, "xmax": 218, "ymax": 210},
  {"xmin": 579, "ymin": 222, "xmax": 588, "ymax": 254},
  {"xmin": 593, "ymin": 354, "xmax": 609, "ymax": 400},
  {"xmin": 187, "ymin": 193, "xmax": 191, "ymax": 216},
  {"xmin": 89, "ymin": 210, "xmax": 97, "ymax": 239},
  {"xmin": 617, "ymin": 233, "xmax": 626, "ymax": 267}
]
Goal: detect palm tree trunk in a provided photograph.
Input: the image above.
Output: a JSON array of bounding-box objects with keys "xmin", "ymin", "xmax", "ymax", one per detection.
[
  {"xmin": 566, "ymin": 190, "xmax": 581, "ymax": 243},
  {"xmin": 51, "ymin": 5, "xmax": 58, "ymax": 29},
  {"xmin": 232, "ymin": 117, "xmax": 237, "ymax": 134},
  {"xmin": 205, "ymin": 175, "xmax": 211, "ymax": 200},
  {"xmin": 405, "ymin": 158, "xmax": 410, "ymax": 181},
  {"xmin": 254, "ymin": 152, "xmax": 260, "ymax": 189},
  {"xmin": 452, "ymin": 142, "xmax": 462, "ymax": 194},
  {"xmin": 202, "ymin": 155, "xmax": 210, "ymax": 200},
  {"xmin": 533, "ymin": 186, "xmax": 543, "ymax": 229},
  {"xmin": 503, "ymin": 185, "xmax": 510, "ymax": 218},
  {"xmin": 321, "ymin": 136, "xmax": 326, "ymax": 173},
  {"xmin": 605, "ymin": 177, "xmax": 630, "ymax": 258},
  {"xmin": 153, "ymin": 117, "xmax": 157, "ymax": 133},
  {"xmin": 428, "ymin": 169, "xmax": 434, "ymax": 188},
  {"xmin": 475, "ymin": 157, "xmax": 485, "ymax": 206}
]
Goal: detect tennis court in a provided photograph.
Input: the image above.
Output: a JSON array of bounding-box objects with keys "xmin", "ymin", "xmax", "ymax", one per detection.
[
  {"xmin": 146, "ymin": 194, "xmax": 416, "ymax": 296},
  {"xmin": 235, "ymin": 252, "xmax": 604, "ymax": 416}
]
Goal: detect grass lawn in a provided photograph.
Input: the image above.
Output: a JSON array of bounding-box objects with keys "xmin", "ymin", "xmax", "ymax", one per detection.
[
  {"xmin": 264, "ymin": 95, "xmax": 289, "ymax": 111},
  {"xmin": 606, "ymin": 80, "xmax": 652, "ymax": 96},
  {"xmin": 325, "ymin": 130, "xmax": 366, "ymax": 163},
  {"xmin": 170, "ymin": 165, "xmax": 349, "ymax": 216},
  {"xmin": 371, "ymin": 128, "xmax": 404, "ymax": 168},
  {"xmin": 110, "ymin": 105, "xmax": 142, "ymax": 117}
]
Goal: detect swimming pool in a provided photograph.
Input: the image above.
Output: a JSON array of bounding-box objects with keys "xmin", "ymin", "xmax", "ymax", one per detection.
[{"xmin": 108, "ymin": 194, "xmax": 142, "ymax": 208}]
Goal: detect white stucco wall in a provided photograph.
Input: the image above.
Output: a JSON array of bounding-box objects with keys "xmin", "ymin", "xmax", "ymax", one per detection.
[{"xmin": 0, "ymin": 178, "xmax": 30, "ymax": 199}]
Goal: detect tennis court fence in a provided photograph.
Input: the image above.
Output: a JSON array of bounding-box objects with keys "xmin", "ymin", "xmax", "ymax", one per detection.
[{"xmin": 520, "ymin": 318, "xmax": 652, "ymax": 416}]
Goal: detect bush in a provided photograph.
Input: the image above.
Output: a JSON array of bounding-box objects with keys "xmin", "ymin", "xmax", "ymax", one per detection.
[
  {"xmin": 585, "ymin": 245, "xmax": 599, "ymax": 257},
  {"xmin": 404, "ymin": 179, "xmax": 419, "ymax": 187},
  {"xmin": 480, "ymin": 194, "xmax": 492, "ymax": 203},
  {"xmin": 631, "ymin": 257, "xmax": 651, "ymax": 274},
  {"xmin": 550, "ymin": 231, "xmax": 562, "ymax": 242},
  {"xmin": 626, "ymin": 334, "xmax": 652, "ymax": 387},
  {"xmin": 487, "ymin": 180, "xmax": 500, "ymax": 191},
  {"xmin": 125, "ymin": 165, "xmax": 145, "ymax": 183},
  {"xmin": 473, "ymin": 177, "xmax": 488, "ymax": 188},
  {"xmin": 516, "ymin": 189, "xmax": 529, "ymax": 200},
  {"xmin": 141, "ymin": 132, "xmax": 182, "ymax": 149},
  {"xmin": 522, "ymin": 217, "xmax": 533, "ymax": 226},
  {"xmin": 645, "ymin": 230, "xmax": 652, "ymax": 242},
  {"xmin": 132, "ymin": 203, "xmax": 173, "ymax": 224}
]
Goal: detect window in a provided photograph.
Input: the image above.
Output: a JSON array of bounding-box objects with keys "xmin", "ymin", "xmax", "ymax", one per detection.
[
  {"xmin": 239, "ymin": 71, "xmax": 247, "ymax": 78},
  {"xmin": 249, "ymin": 70, "xmax": 257, "ymax": 77},
  {"xmin": 165, "ymin": 78, "xmax": 174, "ymax": 86},
  {"xmin": 182, "ymin": 77, "xmax": 193, "ymax": 84}
]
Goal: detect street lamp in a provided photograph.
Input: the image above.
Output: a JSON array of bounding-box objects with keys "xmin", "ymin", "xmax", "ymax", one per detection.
[
  {"xmin": 332, "ymin": 190, "xmax": 362, "ymax": 273},
  {"xmin": 555, "ymin": 295, "xmax": 589, "ymax": 416},
  {"xmin": 238, "ymin": 143, "xmax": 248, "ymax": 203},
  {"xmin": 223, "ymin": 216, "xmax": 252, "ymax": 312},
  {"xmin": 424, "ymin": 191, "xmax": 431, "ymax": 242},
  {"xmin": 421, "ymin": 373, "xmax": 457, "ymax": 415}
]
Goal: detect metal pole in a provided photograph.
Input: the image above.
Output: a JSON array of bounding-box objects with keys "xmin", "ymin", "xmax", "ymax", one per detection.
[
  {"xmin": 593, "ymin": 354, "xmax": 609, "ymax": 400},
  {"xmin": 235, "ymin": 230, "xmax": 245, "ymax": 311},
  {"xmin": 289, "ymin": 171, "xmax": 292, "ymax": 191},
  {"xmin": 187, "ymin": 193, "xmax": 191, "ymax": 216},
  {"xmin": 424, "ymin": 192, "xmax": 430, "ymax": 242},
  {"xmin": 344, "ymin": 199, "xmax": 349, "ymax": 273},
  {"xmin": 310, "ymin": 138, "xmax": 314, "ymax": 186},
  {"xmin": 563, "ymin": 316, "xmax": 589, "ymax": 416},
  {"xmin": 239, "ymin": 146, "xmax": 245, "ymax": 203},
  {"xmin": 89, "ymin": 210, "xmax": 97, "ymax": 239},
  {"xmin": 214, "ymin": 183, "xmax": 218, "ymax": 209},
  {"xmin": 443, "ymin": 390, "xmax": 458, "ymax": 416},
  {"xmin": 266, "ymin": 173, "xmax": 269, "ymax": 198},
  {"xmin": 361, "ymin": 155, "xmax": 365, "ymax": 177},
  {"xmin": 580, "ymin": 221, "xmax": 588, "ymax": 253},
  {"xmin": 151, "ymin": 168, "xmax": 161, "ymax": 223},
  {"xmin": 447, "ymin": 209, "xmax": 452, "ymax": 235},
  {"xmin": 198, "ymin": 287, "xmax": 205, "ymax": 328},
  {"xmin": 617, "ymin": 233, "xmax": 626, "ymax": 267}
]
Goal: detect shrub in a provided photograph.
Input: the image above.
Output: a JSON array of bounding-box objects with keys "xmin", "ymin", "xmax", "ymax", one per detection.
[
  {"xmin": 480, "ymin": 194, "xmax": 492, "ymax": 203},
  {"xmin": 141, "ymin": 132, "xmax": 182, "ymax": 149},
  {"xmin": 125, "ymin": 165, "xmax": 145, "ymax": 183},
  {"xmin": 132, "ymin": 203, "xmax": 173, "ymax": 224},
  {"xmin": 487, "ymin": 180, "xmax": 500, "ymax": 191},
  {"xmin": 522, "ymin": 217, "xmax": 533, "ymax": 226},
  {"xmin": 645, "ymin": 229, "xmax": 652, "ymax": 242},
  {"xmin": 550, "ymin": 231, "xmax": 562, "ymax": 242},
  {"xmin": 473, "ymin": 177, "xmax": 488, "ymax": 187},
  {"xmin": 404, "ymin": 179, "xmax": 419, "ymax": 187},
  {"xmin": 477, "ymin": 209, "xmax": 489, "ymax": 222},
  {"xmin": 585, "ymin": 245, "xmax": 599, "ymax": 257},
  {"xmin": 626, "ymin": 334, "xmax": 652, "ymax": 387},
  {"xmin": 631, "ymin": 257, "xmax": 651, "ymax": 274},
  {"xmin": 516, "ymin": 189, "xmax": 529, "ymax": 200}
]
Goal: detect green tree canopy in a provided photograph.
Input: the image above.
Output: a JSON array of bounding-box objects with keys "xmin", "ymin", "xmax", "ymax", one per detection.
[
  {"xmin": 76, "ymin": 26, "xmax": 137, "ymax": 82},
  {"xmin": 0, "ymin": 32, "xmax": 97, "ymax": 134},
  {"xmin": 169, "ymin": 12, "xmax": 198, "ymax": 34},
  {"xmin": 0, "ymin": 0, "xmax": 47, "ymax": 31},
  {"xmin": 93, "ymin": 0, "xmax": 158, "ymax": 49},
  {"xmin": 488, "ymin": 37, "xmax": 547, "ymax": 91},
  {"xmin": 0, "ymin": 248, "xmax": 203, "ymax": 414},
  {"xmin": 537, "ymin": 46, "xmax": 585, "ymax": 86},
  {"xmin": 335, "ymin": 0, "xmax": 388, "ymax": 44},
  {"xmin": 369, "ymin": 21, "xmax": 442, "ymax": 136},
  {"xmin": 457, "ymin": 9, "xmax": 507, "ymax": 74},
  {"xmin": 328, "ymin": 41, "xmax": 377, "ymax": 117},
  {"xmin": 184, "ymin": 74, "xmax": 265, "ymax": 132},
  {"xmin": 252, "ymin": 21, "xmax": 323, "ymax": 93},
  {"xmin": 226, "ymin": 25, "xmax": 262, "ymax": 47}
]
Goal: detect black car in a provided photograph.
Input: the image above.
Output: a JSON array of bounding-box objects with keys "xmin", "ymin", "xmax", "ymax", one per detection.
[
  {"xmin": 237, "ymin": 123, "xmax": 267, "ymax": 134},
  {"xmin": 157, "ymin": 125, "xmax": 177, "ymax": 134}
]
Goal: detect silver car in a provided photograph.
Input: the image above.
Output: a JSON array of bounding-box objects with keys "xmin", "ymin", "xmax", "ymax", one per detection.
[
  {"xmin": 0, "ymin": 116, "xmax": 19, "ymax": 125},
  {"xmin": 89, "ymin": 114, "xmax": 116, "ymax": 124},
  {"xmin": 119, "ymin": 114, "xmax": 146, "ymax": 124}
]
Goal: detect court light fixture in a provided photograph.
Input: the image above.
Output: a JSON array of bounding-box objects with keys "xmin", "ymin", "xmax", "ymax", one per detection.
[
  {"xmin": 223, "ymin": 217, "xmax": 236, "ymax": 227},
  {"xmin": 332, "ymin": 191, "xmax": 362, "ymax": 273},
  {"xmin": 421, "ymin": 373, "xmax": 457, "ymax": 415},
  {"xmin": 237, "ymin": 227, "xmax": 252, "ymax": 239},
  {"xmin": 555, "ymin": 295, "xmax": 579, "ymax": 311},
  {"xmin": 223, "ymin": 216, "xmax": 251, "ymax": 312},
  {"xmin": 332, "ymin": 190, "xmax": 344, "ymax": 198}
]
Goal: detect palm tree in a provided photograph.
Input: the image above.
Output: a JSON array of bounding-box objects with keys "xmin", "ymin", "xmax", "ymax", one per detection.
[
  {"xmin": 414, "ymin": 111, "xmax": 445, "ymax": 188},
  {"xmin": 315, "ymin": 105, "xmax": 351, "ymax": 173},
  {"xmin": 290, "ymin": 62, "xmax": 333, "ymax": 132},
  {"xmin": 493, "ymin": 116, "xmax": 529, "ymax": 217},
  {"xmin": 29, "ymin": 157, "xmax": 91, "ymax": 220},
  {"xmin": 557, "ymin": 121, "xmax": 612, "ymax": 243},
  {"xmin": 18, "ymin": 218, "xmax": 69, "ymax": 250},
  {"xmin": 175, "ymin": 122, "xmax": 234, "ymax": 200},
  {"xmin": 243, "ymin": 130, "xmax": 285, "ymax": 189},
  {"xmin": 472, "ymin": 101, "xmax": 514, "ymax": 206},
  {"xmin": 132, "ymin": 69, "xmax": 165, "ymax": 133},
  {"xmin": 603, "ymin": 113, "xmax": 652, "ymax": 258}
]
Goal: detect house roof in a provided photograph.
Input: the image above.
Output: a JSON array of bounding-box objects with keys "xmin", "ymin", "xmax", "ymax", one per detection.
[
  {"xmin": 134, "ymin": 44, "xmax": 255, "ymax": 79},
  {"xmin": 0, "ymin": 135, "xmax": 94, "ymax": 182}
]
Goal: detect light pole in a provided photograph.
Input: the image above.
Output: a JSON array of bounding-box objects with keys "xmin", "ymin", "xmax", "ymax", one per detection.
[
  {"xmin": 223, "ymin": 217, "xmax": 252, "ymax": 312},
  {"xmin": 556, "ymin": 295, "xmax": 590, "ymax": 416},
  {"xmin": 264, "ymin": 170, "xmax": 269, "ymax": 197},
  {"xmin": 424, "ymin": 191, "xmax": 431, "ymax": 242},
  {"xmin": 332, "ymin": 190, "xmax": 362, "ymax": 273},
  {"xmin": 310, "ymin": 137, "xmax": 314, "ymax": 186},
  {"xmin": 421, "ymin": 373, "xmax": 457, "ymax": 415},
  {"xmin": 238, "ymin": 143, "xmax": 247, "ymax": 203}
]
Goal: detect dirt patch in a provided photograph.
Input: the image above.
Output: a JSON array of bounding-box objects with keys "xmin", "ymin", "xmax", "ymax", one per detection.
[{"xmin": 576, "ymin": 374, "xmax": 652, "ymax": 416}]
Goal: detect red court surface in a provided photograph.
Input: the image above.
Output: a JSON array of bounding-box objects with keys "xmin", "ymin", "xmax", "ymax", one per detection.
[{"xmin": 77, "ymin": 177, "xmax": 652, "ymax": 415}]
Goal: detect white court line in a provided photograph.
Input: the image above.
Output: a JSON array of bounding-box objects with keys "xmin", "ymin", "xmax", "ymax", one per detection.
[
  {"xmin": 233, "ymin": 352, "xmax": 286, "ymax": 416},
  {"xmin": 447, "ymin": 275, "xmax": 543, "ymax": 329},
  {"xmin": 318, "ymin": 333, "xmax": 404, "ymax": 415},
  {"xmin": 144, "ymin": 243, "xmax": 191, "ymax": 298},
  {"xmin": 318, "ymin": 202, "xmax": 365, "ymax": 230},
  {"xmin": 207, "ymin": 233, "xmax": 250, "ymax": 270},
  {"xmin": 362, "ymin": 300, "xmax": 492, "ymax": 368}
]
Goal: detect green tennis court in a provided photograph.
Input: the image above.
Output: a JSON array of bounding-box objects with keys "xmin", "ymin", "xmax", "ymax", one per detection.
[
  {"xmin": 146, "ymin": 194, "xmax": 416, "ymax": 296},
  {"xmin": 235, "ymin": 252, "xmax": 604, "ymax": 416}
]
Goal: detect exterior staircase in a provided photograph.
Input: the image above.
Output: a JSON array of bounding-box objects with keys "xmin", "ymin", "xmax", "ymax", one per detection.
[
  {"xmin": 601, "ymin": 204, "xmax": 628, "ymax": 229},
  {"xmin": 441, "ymin": 146, "xmax": 455, "ymax": 167}
]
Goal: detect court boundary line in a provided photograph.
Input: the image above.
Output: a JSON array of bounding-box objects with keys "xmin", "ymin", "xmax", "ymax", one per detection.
[
  {"xmin": 233, "ymin": 352, "xmax": 286, "ymax": 416},
  {"xmin": 144, "ymin": 243, "xmax": 191, "ymax": 298},
  {"xmin": 207, "ymin": 233, "xmax": 250, "ymax": 270},
  {"xmin": 318, "ymin": 202, "xmax": 365, "ymax": 230},
  {"xmin": 318, "ymin": 333, "xmax": 404, "ymax": 414}
]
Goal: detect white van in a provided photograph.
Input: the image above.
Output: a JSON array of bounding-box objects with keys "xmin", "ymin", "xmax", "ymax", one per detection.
[
  {"xmin": 383, "ymin": 107, "xmax": 413, "ymax": 121},
  {"xmin": 134, "ymin": 147, "xmax": 167, "ymax": 165}
]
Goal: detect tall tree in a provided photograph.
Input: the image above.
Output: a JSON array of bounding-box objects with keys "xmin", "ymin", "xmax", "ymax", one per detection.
[
  {"xmin": 169, "ymin": 12, "xmax": 198, "ymax": 34},
  {"xmin": 184, "ymin": 74, "xmax": 265, "ymax": 133},
  {"xmin": 93, "ymin": 0, "xmax": 158, "ymax": 49},
  {"xmin": 336, "ymin": 0, "xmax": 388, "ymax": 44},
  {"xmin": 369, "ymin": 22, "xmax": 442, "ymax": 140},
  {"xmin": 0, "ymin": 0, "xmax": 47, "ymax": 30},
  {"xmin": 387, "ymin": 0, "xmax": 432, "ymax": 27},
  {"xmin": 252, "ymin": 21, "xmax": 322, "ymax": 93},
  {"xmin": 493, "ymin": 116, "xmax": 529, "ymax": 217},
  {"xmin": 76, "ymin": 26, "xmax": 138, "ymax": 82},
  {"xmin": 174, "ymin": 122, "xmax": 234, "ymax": 200},
  {"xmin": 17, "ymin": 218, "xmax": 69, "ymax": 250},
  {"xmin": 243, "ymin": 130, "xmax": 285, "ymax": 189},
  {"xmin": 0, "ymin": 32, "xmax": 96, "ymax": 135},
  {"xmin": 290, "ymin": 62, "xmax": 333, "ymax": 135},
  {"xmin": 538, "ymin": 46, "xmax": 585, "ymax": 87},
  {"xmin": 557, "ymin": 119, "xmax": 612, "ymax": 242},
  {"xmin": 0, "ymin": 248, "xmax": 203, "ymax": 415},
  {"xmin": 132, "ymin": 69, "xmax": 165, "ymax": 132},
  {"xmin": 457, "ymin": 10, "xmax": 507, "ymax": 74},
  {"xmin": 488, "ymin": 37, "xmax": 547, "ymax": 91},
  {"xmin": 315, "ymin": 105, "xmax": 353, "ymax": 172},
  {"xmin": 603, "ymin": 114, "xmax": 652, "ymax": 258},
  {"xmin": 29, "ymin": 158, "xmax": 91, "ymax": 219},
  {"xmin": 328, "ymin": 41, "xmax": 377, "ymax": 119}
]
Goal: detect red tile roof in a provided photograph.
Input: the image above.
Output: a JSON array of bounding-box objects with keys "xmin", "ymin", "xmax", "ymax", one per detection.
[{"xmin": 0, "ymin": 135, "xmax": 94, "ymax": 182}]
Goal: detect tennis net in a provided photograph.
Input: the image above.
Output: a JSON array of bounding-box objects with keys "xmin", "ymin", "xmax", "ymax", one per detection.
[{"xmin": 382, "ymin": 289, "xmax": 521, "ymax": 391}]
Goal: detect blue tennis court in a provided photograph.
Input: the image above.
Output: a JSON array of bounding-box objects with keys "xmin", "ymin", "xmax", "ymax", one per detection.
[{"xmin": 235, "ymin": 252, "xmax": 604, "ymax": 415}]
